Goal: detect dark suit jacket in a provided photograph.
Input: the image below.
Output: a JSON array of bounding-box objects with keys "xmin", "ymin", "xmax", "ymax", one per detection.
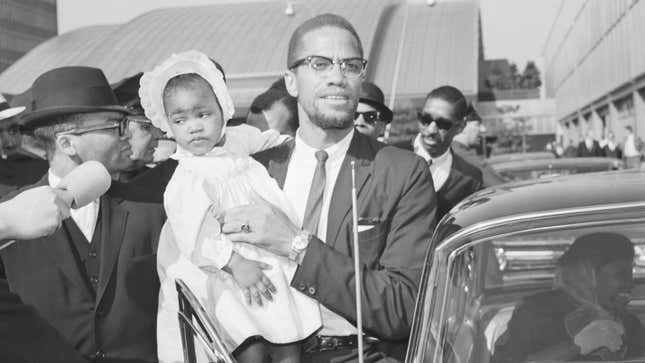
[
  {"xmin": 451, "ymin": 141, "xmax": 500, "ymax": 187},
  {"xmin": 0, "ymin": 279, "xmax": 88, "ymax": 363},
  {"xmin": 255, "ymin": 132, "xmax": 436, "ymax": 354},
  {"xmin": 108, "ymin": 159, "xmax": 178, "ymax": 203},
  {"xmin": 0, "ymin": 177, "xmax": 165, "ymax": 362},
  {"xmin": 436, "ymin": 152, "xmax": 483, "ymax": 222},
  {"xmin": 576, "ymin": 140, "xmax": 602, "ymax": 157}
]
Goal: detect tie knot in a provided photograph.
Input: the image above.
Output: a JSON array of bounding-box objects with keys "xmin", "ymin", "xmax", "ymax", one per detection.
[{"xmin": 315, "ymin": 150, "xmax": 329, "ymax": 163}]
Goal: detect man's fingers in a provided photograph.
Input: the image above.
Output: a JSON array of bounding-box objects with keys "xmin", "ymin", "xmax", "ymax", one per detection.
[
  {"xmin": 225, "ymin": 232, "xmax": 257, "ymax": 244},
  {"xmin": 53, "ymin": 188, "xmax": 74, "ymax": 208}
]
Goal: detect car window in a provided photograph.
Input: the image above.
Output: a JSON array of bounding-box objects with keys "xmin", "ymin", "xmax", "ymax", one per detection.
[{"xmin": 430, "ymin": 222, "xmax": 645, "ymax": 363}]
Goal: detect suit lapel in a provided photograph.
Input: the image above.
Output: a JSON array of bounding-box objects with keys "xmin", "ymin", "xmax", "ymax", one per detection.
[
  {"xmin": 326, "ymin": 132, "xmax": 373, "ymax": 248},
  {"xmin": 96, "ymin": 196, "xmax": 128, "ymax": 303}
]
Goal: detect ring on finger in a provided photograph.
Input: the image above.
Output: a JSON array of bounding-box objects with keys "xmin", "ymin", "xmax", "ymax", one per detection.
[{"xmin": 241, "ymin": 223, "xmax": 251, "ymax": 233}]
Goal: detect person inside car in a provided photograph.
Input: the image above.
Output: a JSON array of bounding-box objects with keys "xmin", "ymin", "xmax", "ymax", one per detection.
[{"xmin": 493, "ymin": 232, "xmax": 644, "ymax": 362}]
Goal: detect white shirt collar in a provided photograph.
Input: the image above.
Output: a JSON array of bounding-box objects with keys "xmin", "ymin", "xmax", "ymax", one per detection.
[
  {"xmin": 413, "ymin": 134, "xmax": 453, "ymax": 190},
  {"xmin": 294, "ymin": 128, "xmax": 354, "ymax": 163},
  {"xmin": 48, "ymin": 169, "xmax": 100, "ymax": 242}
]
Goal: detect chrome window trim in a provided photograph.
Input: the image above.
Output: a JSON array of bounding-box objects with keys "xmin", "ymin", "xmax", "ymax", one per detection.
[{"xmin": 407, "ymin": 201, "xmax": 645, "ymax": 363}]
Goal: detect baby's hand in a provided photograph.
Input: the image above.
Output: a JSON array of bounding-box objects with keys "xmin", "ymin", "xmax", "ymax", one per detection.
[{"xmin": 226, "ymin": 253, "xmax": 277, "ymax": 306}]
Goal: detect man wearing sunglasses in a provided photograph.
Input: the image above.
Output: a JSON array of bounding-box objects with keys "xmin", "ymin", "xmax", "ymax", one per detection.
[
  {"xmin": 413, "ymin": 86, "xmax": 483, "ymax": 221},
  {"xmin": 354, "ymin": 81, "xmax": 393, "ymax": 140},
  {"xmin": 0, "ymin": 66, "xmax": 165, "ymax": 362}
]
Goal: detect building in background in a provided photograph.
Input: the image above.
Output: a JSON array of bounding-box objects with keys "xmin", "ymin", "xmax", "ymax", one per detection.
[
  {"xmin": 477, "ymin": 58, "xmax": 556, "ymax": 154},
  {"xmin": 0, "ymin": 0, "xmax": 57, "ymax": 73},
  {"xmin": 0, "ymin": 0, "xmax": 480, "ymax": 119},
  {"xmin": 544, "ymin": 0, "xmax": 645, "ymax": 147}
]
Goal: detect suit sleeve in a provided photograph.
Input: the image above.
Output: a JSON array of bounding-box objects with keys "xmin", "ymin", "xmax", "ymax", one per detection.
[
  {"xmin": 291, "ymin": 157, "xmax": 436, "ymax": 340},
  {"xmin": 108, "ymin": 159, "xmax": 177, "ymax": 203}
]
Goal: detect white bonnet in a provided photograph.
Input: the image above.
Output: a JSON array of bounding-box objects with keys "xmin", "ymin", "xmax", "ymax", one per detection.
[{"xmin": 138, "ymin": 50, "xmax": 234, "ymax": 138}]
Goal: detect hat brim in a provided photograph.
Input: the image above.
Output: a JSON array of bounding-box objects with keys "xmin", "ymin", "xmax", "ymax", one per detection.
[
  {"xmin": 359, "ymin": 98, "xmax": 393, "ymax": 123},
  {"xmin": 19, "ymin": 105, "xmax": 133, "ymax": 130},
  {"xmin": 0, "ymin": 106, "xmax": 26, "ymax": 122}
]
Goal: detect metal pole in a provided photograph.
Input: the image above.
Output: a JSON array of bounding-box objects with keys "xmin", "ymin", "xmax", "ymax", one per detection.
[{"xmin": 384, "ymin": 4, "xmax": 410, "ymax": 141}]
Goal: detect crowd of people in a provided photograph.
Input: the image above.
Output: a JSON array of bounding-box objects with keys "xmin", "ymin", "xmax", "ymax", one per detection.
[
  {"xmin": 549, "ymin": 126, "xmax": 644, "ymax": 166},
  {"xmin": 0, "ymin": 13, "xmax": 640, "ymax": 363}
]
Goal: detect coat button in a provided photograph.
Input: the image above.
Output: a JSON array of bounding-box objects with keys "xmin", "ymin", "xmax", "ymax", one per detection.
[
  {"xmin": 95, "ymin": 350, "xmax": 105, "ymax": 359},
  {"xmin": 90, "ymin": 276, "xmax": 99, "ymax": 285},
  {"xmin": 307, "ymin": 286, "xmax": 316, "ymax": 295},
  {"xmin": 297, "ymin": 282, "xmax": 306, "ymax": 291},
  {"xmin": 88, "ymin": 252, "xmax": 97, "ymax": 258}
]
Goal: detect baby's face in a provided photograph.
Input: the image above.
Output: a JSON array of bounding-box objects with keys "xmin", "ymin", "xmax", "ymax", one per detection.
[{"xmin": 164, "ymin": 82, "xmax": 223, "ymax": 155}]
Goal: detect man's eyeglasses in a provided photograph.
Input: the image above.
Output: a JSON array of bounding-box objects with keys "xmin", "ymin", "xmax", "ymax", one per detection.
[
  {"xmin": 355, "ymin": 111, "xmax": 381, "ymax": 125},
  {"xmin": 417, "ymin": 112, "xmax": 455, "ymax": 131},
  {"xmin": 57, "ymin": 117, "xmax": 129, "ymax": 137},
  {"xmin": 290, "ymin": 55, "xmax": 368, "ymax": 78}
]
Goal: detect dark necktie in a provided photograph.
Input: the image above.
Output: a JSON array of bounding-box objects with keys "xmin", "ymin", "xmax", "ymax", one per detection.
[{"xmin": 302, "ymin": 150, "xmax": 329, "ymax": 234}]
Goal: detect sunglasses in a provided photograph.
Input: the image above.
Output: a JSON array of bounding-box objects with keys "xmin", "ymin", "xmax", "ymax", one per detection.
[
  {"xmin": 355, "ymin": 111, "xmax": 381, "ymax": 125},
  {"xmin": 57, "ymin": 116, "xmax": 129, "ymax": 137},
  {"xmin": 417, "ymin": 112, "xmax": 455, "ymax": 131}
]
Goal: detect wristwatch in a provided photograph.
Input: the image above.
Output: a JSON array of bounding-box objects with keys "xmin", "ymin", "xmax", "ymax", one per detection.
[{"xmin": 290, "ymin": 230, "xmax": 312, "ymax": 261}]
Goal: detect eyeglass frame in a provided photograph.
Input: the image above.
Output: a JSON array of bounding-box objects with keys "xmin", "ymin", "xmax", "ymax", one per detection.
[
  {"xmin": 354, "ymin": 111, "xmax": 383, "ymax": 125},
  {"xmin": 55, "ymin": 116, "xmax": 130, "ymax": 137},
  {"xmin": 417, "ymin": 111, "xmax": 459, "ymax": 131},
  {"xmin": 289, "ymin": 55, "xmax": 368, "ymax": 78}
]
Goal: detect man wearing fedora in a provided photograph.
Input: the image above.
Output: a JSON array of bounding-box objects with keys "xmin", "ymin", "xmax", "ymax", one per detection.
[
  {"xmin": 0, "ymin": 66, "xmax": 165, "ymax": 362},
  {"xmin": 0, "ymin": 94, "xmax": 48, "ymax": 197},
  {"xmin": 353, "ymin": 81, "xmax": 393, "ymax": 141}
]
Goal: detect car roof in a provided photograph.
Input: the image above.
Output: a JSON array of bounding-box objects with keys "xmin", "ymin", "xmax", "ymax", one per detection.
[
  {"xmin": 446, "ymin": 169, "xmax": 645, "ymax": 229},
  {"xmin": 491, "ymin": 157, "xmax": 618, "ymax": 172},
  {"xmin": 487, "ymin": 152, "xmax": 555, "ymax": 164}
]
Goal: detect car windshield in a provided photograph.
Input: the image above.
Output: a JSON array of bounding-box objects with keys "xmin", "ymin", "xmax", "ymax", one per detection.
[{"xmin": 411, "ymin": 222, "xmax": 645, "ymax": 363}]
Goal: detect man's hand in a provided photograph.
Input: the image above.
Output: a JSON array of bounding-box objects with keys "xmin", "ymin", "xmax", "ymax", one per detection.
[
  {"xmin": 220, "ymin": 201, "xmax": 300, "ymax": 258},
  {"xmin": 574, "ymin": 319, "xmax": 624, "ymax": 354},
  {"xmin": 0, "ymin": 186, "xmax": 73, "ymax": 240},
  {"xmin": 225, "ymin": 253, "xmax": 277, "ymax": 307}
]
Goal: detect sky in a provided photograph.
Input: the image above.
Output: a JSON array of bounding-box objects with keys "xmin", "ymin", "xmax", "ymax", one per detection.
[{"xmin": 57, "ymin": 0, "xmax": 563, "ymax": 70}]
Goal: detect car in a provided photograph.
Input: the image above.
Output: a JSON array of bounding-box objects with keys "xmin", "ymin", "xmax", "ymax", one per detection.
[
  {"xmin": 405, "ymin": 169, "xmax": 645, "ymax": 363},
  {"xmin": 490, "ymin": 157, "xmax": 624, "ymax": 183}
]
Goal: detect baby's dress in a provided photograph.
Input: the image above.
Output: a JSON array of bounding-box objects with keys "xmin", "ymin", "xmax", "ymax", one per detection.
[{"xmin": 157, "ymin": 125, "xmax": 321, "ymax": 363}]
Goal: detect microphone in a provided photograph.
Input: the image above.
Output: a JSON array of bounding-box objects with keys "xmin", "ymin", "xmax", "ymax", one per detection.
[
  {"xmin": 56, "ymin": 160, "xmax": 112, "ymax": 208},
  {"xmin": 351, "ymin": 161, "xmax": 365, "ymax": 363}
]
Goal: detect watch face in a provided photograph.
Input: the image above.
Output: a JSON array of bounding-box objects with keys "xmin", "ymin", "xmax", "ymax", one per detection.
[{"xmin": 293, "ymin": 232, "xmax": 310, "ymax": 250}]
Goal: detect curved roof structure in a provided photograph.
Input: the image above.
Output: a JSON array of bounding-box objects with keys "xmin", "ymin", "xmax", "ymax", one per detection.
[{"xmin": 0, "ymin": 0, "xmax": 480, "ymax": 112}]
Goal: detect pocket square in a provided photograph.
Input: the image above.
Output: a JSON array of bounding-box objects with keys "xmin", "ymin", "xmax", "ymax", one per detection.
[{"xmin": 358, "ymin": 225, "xmax": 375, "ymax": 233}]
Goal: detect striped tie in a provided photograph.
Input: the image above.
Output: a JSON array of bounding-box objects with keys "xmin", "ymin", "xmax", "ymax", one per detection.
[{"xmin": 301, "ymin": 150, "xmax": 329, "ymax": 235}]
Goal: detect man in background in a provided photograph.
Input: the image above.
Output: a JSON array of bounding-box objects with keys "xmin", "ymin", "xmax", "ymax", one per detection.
[
  {"xmin": 246, "ymin": 78, "xmax": 299, "ymax": 136},
  {"xmin": 353, "ymin": 81, "xmax": 393, "ymax": 140},
  {"xmin": 0, "ymin": 94, "xmax": 48, "ymax": 197}
]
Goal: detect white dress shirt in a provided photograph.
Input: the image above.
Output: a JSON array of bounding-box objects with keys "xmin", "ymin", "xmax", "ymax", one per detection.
[
  {"xmin": 624, "ymin": 134, "xmax": 639, "ymax": 157},
  {"xmin": 283, "ymin": 128, "xmax": 356, "ymax": 336},
  {"xmin": 413, "ymin": 134, "xmax": 453, "ymax": 191},
  {"xmin": 48, "ymin": 171, "xmax": 100, "ymax": 242}
]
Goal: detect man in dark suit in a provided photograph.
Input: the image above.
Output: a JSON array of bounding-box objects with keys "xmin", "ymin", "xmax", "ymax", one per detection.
[
  {"xmin": 0, "ymin": 67, "xmax": 165, "ymax": 362},
  {"xmin": 218, "ymin": 14, "xmax": 436, "ymax": 362},
  {"xmin": 413, "ymin": 86, "xmax": 483, "ymax": 222},
  {"xmin": 577, "ymin": 130, "xmax": 602, "ymax": 157},
  {"xmin": 0, "ymin": 186, "xmax": 88, "ymax": 363}
]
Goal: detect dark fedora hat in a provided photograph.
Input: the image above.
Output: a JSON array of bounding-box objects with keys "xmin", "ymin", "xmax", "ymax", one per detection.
[
  {"xmin": 20, "ymin": 66, "xmax": 132, "ymax": 130},
  {"xmin": 359, "ymin": 82, "xmax": 393, "ymax": 123}
]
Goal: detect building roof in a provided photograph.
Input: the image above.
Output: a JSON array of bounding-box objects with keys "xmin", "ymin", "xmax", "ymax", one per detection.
[{"xmin": 0, "ymin": 0, "xmax": 480, "ymax": 111}]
